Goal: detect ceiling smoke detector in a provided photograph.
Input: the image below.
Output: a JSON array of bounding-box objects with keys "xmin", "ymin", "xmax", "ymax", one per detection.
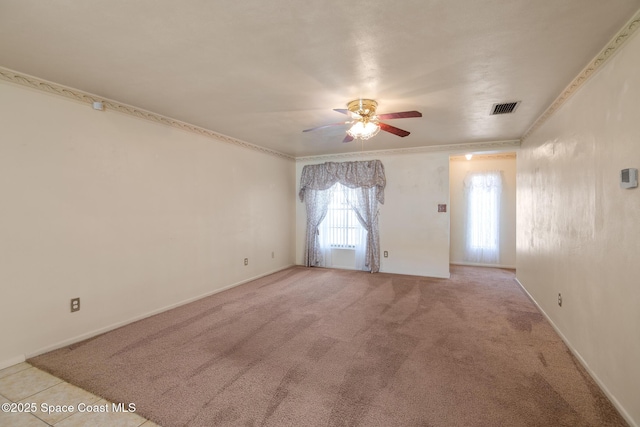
[{"xmin": 491, "ymin": 101, "xmax": 520, "ymax": 115}]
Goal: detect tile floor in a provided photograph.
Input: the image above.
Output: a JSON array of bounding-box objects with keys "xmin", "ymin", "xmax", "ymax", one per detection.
[{"xmin": 0, "ymin": 362, "xmax": 160, "ymax": 427}]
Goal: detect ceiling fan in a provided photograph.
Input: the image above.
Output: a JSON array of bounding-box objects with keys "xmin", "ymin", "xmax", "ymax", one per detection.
[{"xmin": 303, "ymin": 99, "xmax": 422, "ymax": 143}]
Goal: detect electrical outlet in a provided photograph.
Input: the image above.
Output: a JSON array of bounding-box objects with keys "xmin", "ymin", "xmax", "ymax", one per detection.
[
  {"xmin": 558, "ymin": 293, "xmax": 562, "ymax": 307},
  {"xmin": 70, "ymin": 297, "xmax": 80, "ymax": 313},
  {"xmin": 384, "ymin": 251, "xmax": 388, "ymax": 258},
  {"xmin": 438, "ymin": 204, "xmax": 447, "ymax": 213},
  {"xmin": 244, "ymin": 258, "xmax": 248, "ymax": 266}
]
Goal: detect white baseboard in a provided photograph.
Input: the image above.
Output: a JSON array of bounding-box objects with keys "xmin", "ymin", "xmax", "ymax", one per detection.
[
  {"xmin": 0, "ymin": 355, "xmax": 26, "ymax": 371},
  {"xmin": 379, "ymin": 269, "xmax": 451, "ymax": 279},
  {"xmin": 514, "ymin": 277, "xmax": 637, "ymax": 427},
  {"xmin": 451, "ymin": 261, "xmax": 516, "ymax": 269},
  {"xmin": 24, "ymin": 264, "xmax": 295, "ymax": 360}
]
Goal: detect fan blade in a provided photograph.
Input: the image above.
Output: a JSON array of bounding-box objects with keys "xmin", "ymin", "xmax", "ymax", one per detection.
[
  {"xmin": 342, "ymin": 134, "xmax": 354, "ymax": 143},
  {"xmin": 377, "ymin": 111, "xmax": 422, "ymax": 120},
  {"xmin": 303, "ymin": 122, "xmax": 348, "ymax": 132},
  {"xmin": 379, "ymin": 122, "xmax": 410, "ymax": 137},
  {"xmin": 333, "ymin": 108, "xmax": 349, "ymax": 115}
]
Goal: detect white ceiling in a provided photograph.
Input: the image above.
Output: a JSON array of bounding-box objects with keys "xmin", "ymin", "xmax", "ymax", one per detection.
[{"xmin": 1, "ymin": 1, "xmax": 639, "ymax": 158}]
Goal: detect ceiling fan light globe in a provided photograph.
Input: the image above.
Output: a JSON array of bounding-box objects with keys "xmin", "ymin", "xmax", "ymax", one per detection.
[{"xmin": 347, "ymin": 121, "xmax": 380, "ymax": 140}]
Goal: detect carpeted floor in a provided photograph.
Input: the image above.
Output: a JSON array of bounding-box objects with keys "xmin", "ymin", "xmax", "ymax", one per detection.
[{"xmin": 29, "ymin": 266, "xmax": 627, "ymax": 426}]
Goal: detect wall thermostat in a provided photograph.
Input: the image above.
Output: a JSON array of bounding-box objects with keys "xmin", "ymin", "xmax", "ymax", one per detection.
[{"xmin": 620, "ymin": 168, "xmax": 638, "ymax": 189}]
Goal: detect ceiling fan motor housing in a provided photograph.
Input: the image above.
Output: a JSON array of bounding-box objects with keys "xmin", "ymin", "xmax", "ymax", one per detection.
[{"xmin": 347, "ymin": 99, "xmax": 378, "ymax": 120}]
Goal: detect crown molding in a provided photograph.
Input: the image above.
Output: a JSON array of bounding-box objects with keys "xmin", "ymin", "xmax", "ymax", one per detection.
[
  {"xmin": 522, "ymin": 8, "xmax": 640, "ymax": 141},
  {"xmin": 295, "ymin": 140, "xmax": 520, "ymax": 162},
  {"xmin": 450, "ymin": 152, "xmax": 517, "ymax": 162},
  {"xmin": 0, "ymin": 67, "xmax": 520, "ymax": 163},
  {"xmin": 0, "ymin": 67, "xmax": 295, "ymax": 161}
]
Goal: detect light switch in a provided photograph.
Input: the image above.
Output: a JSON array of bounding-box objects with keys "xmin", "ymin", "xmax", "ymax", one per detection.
[{"xmin": 438, "ymin": 204, "xmax": 447, "ymax": 213}]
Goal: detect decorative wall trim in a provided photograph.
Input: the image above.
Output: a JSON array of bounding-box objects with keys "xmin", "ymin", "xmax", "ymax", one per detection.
[
  {"xmin": 295, "ymin": 140, "xmax": 520, "ymax": 162},
  {"xmin": 0, "ymin": 66, "xmax": 520, "ymax": 163},
  {"xmin": 0, "ymin": 67, "xmax": 295, "ymax": 161},
  {"xmin": 4, "ymin": 9, "xmax": 640, "ymax": 161},
  {"xmin": 522, "ymin": 9, "xmax": 640, "ymax": 141},
  {"xmin": 450, "ymin": 152, "xmax": 517, "ymax": 162}
]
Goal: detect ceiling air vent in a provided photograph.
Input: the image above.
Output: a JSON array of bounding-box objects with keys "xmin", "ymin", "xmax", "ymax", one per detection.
[{"xmin": 491, "ymin": 101, "xmax": 520, "ymax": 115}]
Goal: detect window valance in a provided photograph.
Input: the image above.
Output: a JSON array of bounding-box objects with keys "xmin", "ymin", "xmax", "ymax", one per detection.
[{"xmin": 298, "ymin": 160, "xmax": 386, "ymax": 204}]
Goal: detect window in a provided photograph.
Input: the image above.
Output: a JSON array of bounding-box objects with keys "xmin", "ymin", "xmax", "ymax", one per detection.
[
  {"xmin": 299, "ymin": 159, "xmax": 385, "ymax": 272},
  {"xmin": 464, "ymin": 171, "xmax": 502, "ymax": 264},
  {"xmin": 322, "ymin": 183, "xmax": 363, "ymax": 248}
]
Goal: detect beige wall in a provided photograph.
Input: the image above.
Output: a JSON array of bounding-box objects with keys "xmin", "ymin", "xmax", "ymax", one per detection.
[
  {"xmin": 0, "ymin": 81, "xmax": 296, "ymax": 368},
  {"xmin": 517, "ymin": 31, "xmax": 640, "ymax": 426},
  {"xmin": 449, "ymin": 155, "xmax": 517, "ymax": 268},
  {"xmin": 296, "ymin": 151, "xmax": 451, "ymax": 278}
]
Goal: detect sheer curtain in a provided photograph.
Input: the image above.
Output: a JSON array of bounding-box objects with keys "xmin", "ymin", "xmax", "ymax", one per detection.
[
  {"xmin": 464, "ymin": 170, "xmax": 502, "ymax": 264},
  {"xmin": 302, "ymin": 188, "xmax": 331, "ymax": 267},
  {"xmin": 348, "ymin": 185, "xmax": 380, "ymax": 272},
  {"xmin": 299, "ymin": 160, "xmax": 386, "ymax": 273}
]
